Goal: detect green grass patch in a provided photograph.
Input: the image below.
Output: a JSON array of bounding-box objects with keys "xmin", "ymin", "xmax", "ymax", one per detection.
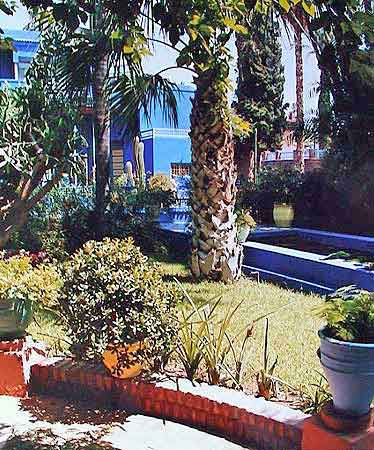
[
  {"xmin": 29, "ymin": 253, "xmax": 323, "ymax": 390},
  {"xmin": 155, "ymin": 255, "xmax": 324, "ymax": 389}
]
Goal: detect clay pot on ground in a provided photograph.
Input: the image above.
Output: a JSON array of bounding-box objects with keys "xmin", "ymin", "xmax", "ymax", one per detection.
[{"xmin": 102, "ymin": 341, "xmax": 144, "ymax": 379}]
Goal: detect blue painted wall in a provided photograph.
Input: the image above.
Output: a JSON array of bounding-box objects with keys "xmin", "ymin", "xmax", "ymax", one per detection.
[
  {"xmin": 153, "ymin": 135, "xmax": 191, "ymax": 175},
  {"xmin": 140, "ymin": 84, "xmax": 195, "ymax": 175},
  {"xmin": 139, "ymin": 84, "xmax": 195, "ymax": 130},
  {"xmin": 2, "ymin": 30, "xmax": 39, "ymax": 75},
  {"xmin": 0, "ymin": 51, "xmax": 14, "ymax": 78}
]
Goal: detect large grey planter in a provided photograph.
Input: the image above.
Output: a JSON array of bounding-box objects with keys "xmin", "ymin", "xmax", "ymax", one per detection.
[{"xmin": 319, "ymin": 327, "xmax": 374, "ymax": 416}]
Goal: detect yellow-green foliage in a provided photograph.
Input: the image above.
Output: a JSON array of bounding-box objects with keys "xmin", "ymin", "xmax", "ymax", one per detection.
[
  {"xmin": 236, "ymin": 209, "xmax": 257, "ymax": 228},
  {"xmin": 149, "ymin": 173, "xmax": 176, "ymax": 192},
  {"xmin": 316, "ymin": 285, "xmax": 374, "ymax": 342},
  {"xmin": 0, "ymin": 255, "xmax": 62, "ymax": 309},
  {"xmin": 60, "ymin": 238, "xmax": 181, "ymax": 363}
]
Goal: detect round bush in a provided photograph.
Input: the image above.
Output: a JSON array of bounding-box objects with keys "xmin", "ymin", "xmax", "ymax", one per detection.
[{"xmin": 60, "ymin": 238, "xmax": 180, "ymax": 364}]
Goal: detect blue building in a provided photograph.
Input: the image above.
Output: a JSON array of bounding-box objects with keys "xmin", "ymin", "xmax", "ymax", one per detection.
[
  {"xmin": 0, "ymin": 29, "xmax": 194, "ymax": 180},
  {"xmin": 0, "ymin": 30, "xmax": 39, "ymax": 85}
]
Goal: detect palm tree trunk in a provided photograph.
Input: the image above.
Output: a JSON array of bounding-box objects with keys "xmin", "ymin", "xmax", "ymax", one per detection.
[
  {"xmin": 92, "ymin": 52, "xmax": 110, "ymax": 235},
  {"xmin": 318, "ymin": 67, "xmax": 331, "ymax": 150},
  {"xmin": 294, "ymin": 26, "xmax": 304, "ymax": 172},
  {"xmin": 190, "ymin": 70, "xmax": 242, "ymax": 282}
]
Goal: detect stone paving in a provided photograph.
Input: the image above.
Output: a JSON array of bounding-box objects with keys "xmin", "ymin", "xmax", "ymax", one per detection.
[{"xmin": 0, "ymin": 396, "xmax": 253, "ymax": 450}]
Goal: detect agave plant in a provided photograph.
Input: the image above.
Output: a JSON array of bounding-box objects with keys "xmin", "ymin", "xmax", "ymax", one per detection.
[{"xmin": 256, "ymin": 318, "xmax": 279, "ymax": 400}]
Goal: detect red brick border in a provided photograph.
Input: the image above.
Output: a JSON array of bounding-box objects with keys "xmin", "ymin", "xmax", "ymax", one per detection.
[
  {"xmin": 0, "ymin": 337, "xmax": 46, "ymax": 397},
  {"xmin": 30, "ymin": 359, "xmax": 307, "ymax": 450}
]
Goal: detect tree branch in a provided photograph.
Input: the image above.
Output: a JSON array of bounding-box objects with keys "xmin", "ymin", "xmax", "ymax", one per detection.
[{"xmin": 26, "ymin": 166, "xmax": 64, "ymax": 211}]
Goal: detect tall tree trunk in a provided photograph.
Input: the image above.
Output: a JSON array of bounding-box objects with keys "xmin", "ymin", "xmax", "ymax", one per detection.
[
  {"xmin": 92, "ymin": 52, "xmax": 110, "ymax": 235},
  {"xmin": 0, "ymin": 205, "xmax": 27, "ymax": 249},
  {"xmin": 190, "ymin": 70, "xmax": 242, "ymax": 282},
  {"xmin": 318, "ymin": 67, "xmax": 331, "ymax": 150},
  {"xmin": 0, "ymin": 169, "xmax": 63, "ymax": 249},
  {"xmin": 294, "ymin": 26, "xmax": 304, "ymax": 172}
]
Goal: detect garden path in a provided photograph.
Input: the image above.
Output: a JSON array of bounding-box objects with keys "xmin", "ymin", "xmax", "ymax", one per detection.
[{"xmin": 0, "ymin": 396, "xmax": 254, "ymax": 450}]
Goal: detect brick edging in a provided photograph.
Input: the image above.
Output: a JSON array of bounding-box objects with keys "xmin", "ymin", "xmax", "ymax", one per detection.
[{"xmin": 30, "ymin": 359, "xmax": 306, "ymax": 450}]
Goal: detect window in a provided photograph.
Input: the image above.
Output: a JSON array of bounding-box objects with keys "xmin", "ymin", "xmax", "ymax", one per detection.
[{"xmin": 171, "ymin": 163, "xmax": 191, "ymax": 177}]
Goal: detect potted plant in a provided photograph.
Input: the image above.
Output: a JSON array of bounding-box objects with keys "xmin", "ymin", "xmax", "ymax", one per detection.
[
  {"xmin": 60, "ymin": 238, "xmax": 180, "ymax": 379},
  {"xmin": 0, "ymin": 253, "xmax": 60, "ymax": 340},
  {"xmin": 236, "ymin": 209, "xmax": 256, "ymax": 243},
  {"xmin": 257, "ymin": 167, "xmax": 303, "ymax": 228},
  {"xmin": 316, "ymin": 285, "xmax": 374, "ymax": 416},
  {"xmin": 146, "ymin": 174, "xmax": 177, "ymax": 221}
]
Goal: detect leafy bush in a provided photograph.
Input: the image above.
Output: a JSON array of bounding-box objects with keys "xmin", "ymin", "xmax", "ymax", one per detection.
[
  {"xmin": 0, "ymin": 254, "xmax": 62, "ymax": 311},
  {"xmin": 148, "ymin": 173, "xmax": 177, "ymax": 207},
  {"xmin": 257, "ymin": 166, "xmax": 303, "ymax": 205},
  {"xmin": 294, "ymin": 162, "xmax": 374, "ymax": 235},
  {"xmin": 236, "ymin": 209, "xmax": 256, "ymax": 229},
  {"xmin": 8, "ymin": 183, "xmax": 95, "ymax": 258},
  {"xmin": 237, "ymin": 167, "xmax": 303, "ymax": 223},
  {"xmin": 316, "ymin": 285, "xmax": 374, "ymax": 343},
  {"xmin": 59, "ymin": 238, "xmax": 180, "ymax": 365}
]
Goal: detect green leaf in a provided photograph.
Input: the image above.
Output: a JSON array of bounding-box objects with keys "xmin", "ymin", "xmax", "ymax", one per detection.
[
  {"xmin": 111, "ymin": 30, "xmax": 124, "ymax": 40},
  {"xmin": 190, "ymin": 14, "xmax": 201, "ymax": 25},
  {"xmin": 223, "ymin": 17, "xmax": 237, "ymax": 30},
  {"xmin": 189, "ymin": 29, "xmax": 198, "ymax": 41}
]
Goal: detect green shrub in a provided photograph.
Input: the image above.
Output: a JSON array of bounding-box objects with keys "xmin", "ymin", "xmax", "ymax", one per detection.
[
  {"xmin": 59, "ymin": 238, "xmax": 180, "ymax": 365},
  {"xmin": 237, "ymin": 166, "xmax": 303, "ymax": 223},
  {"xmin": 0, "ymin": 254, "xmax": 62, "ymax": 311},
  {"xmin": 257, "ymin": 166, "xmax": 303, "ymax": 205},
  {"xmin": 7, "ymin": 183, "xmax": 95, "ymax": 259},
  {"xmin": 316, "ymin": 285, "xmax": 374, "ymax": 343}
]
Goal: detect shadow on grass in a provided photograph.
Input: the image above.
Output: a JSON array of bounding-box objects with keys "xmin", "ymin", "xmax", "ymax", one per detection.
[{"xmin": 20, "ymin": 396, "xmax": 130, "ymax": 426}]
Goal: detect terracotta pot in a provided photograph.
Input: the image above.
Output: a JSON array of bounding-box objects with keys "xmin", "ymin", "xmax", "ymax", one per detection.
[
  {"xmin": 0, "ymin": 298, "xmax": 33, "ymax": 340},
  {"xmin": 102, "ymin": 341, "xmax": 144, "ymax": 379},
  {"xmin": 273, "ymin": 203, "xmax": 294, "ymax": 228}
]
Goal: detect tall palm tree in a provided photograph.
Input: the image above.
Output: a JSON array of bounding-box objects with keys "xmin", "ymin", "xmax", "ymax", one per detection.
[
  {"xmin": 189, "ymin": 66, "xmax": 241, "ymax": 282},
  {"xmin": 34, "ymin": 2, "xmax": 179, "ymax": 235},
  {"xmin": 292, "ymin": 11, "xmax": 305, "ymax": 172}
]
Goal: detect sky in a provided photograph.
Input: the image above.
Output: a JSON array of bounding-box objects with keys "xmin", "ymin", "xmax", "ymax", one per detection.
[{"xmin": 0, "ymin": 3, "xmax": 320, "ymax": 116}]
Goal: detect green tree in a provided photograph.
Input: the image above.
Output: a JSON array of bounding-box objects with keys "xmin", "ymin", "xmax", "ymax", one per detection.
[
  {"xmin": 308, "ymin": 0, "xmax": 374, "ymax": 175},
  {"xmin": 32, "ymin": 1, "xmax": 179, "ymax": 236},
  {"xmin": 0, "ymin": 29, "xmax": 85, "ymax": 248},
  {"xmin": 235, "ymin": 11, "xmax": 287, "ymax": 178},
  {"xmin": 160, "ymin": 0, "xmax": 314, "ymax": 282},
  {"xmin": 12, "ymin": 0, "xmax": 316, "ymax": 281}
]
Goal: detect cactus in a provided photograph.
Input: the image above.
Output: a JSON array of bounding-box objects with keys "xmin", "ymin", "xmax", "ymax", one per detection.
[
  {"xmin": 124, "ymin": 160, "xmax": 135, "ymax": 188},
  {"xmin": 133, "ymin": 136, "xmax": 146, "ymax": 189}
]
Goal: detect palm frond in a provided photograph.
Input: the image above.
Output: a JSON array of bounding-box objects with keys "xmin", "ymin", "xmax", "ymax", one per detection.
[{"xmin": 110, "ymin": 72, "xmax": 179, "ymax": 139}]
